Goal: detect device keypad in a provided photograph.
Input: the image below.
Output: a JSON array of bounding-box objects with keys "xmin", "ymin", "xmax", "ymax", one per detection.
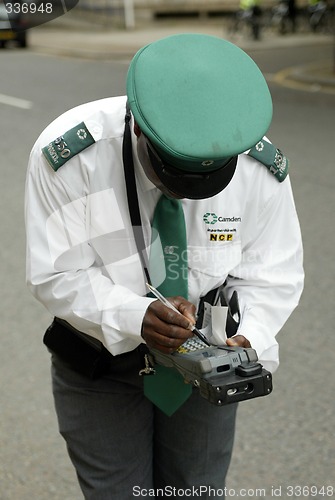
[{"xmin": 177, "ymin": 337, "xmax": 208, "ymax": 353}]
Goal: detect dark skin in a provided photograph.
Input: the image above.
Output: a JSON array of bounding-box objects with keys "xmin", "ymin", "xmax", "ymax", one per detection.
[
  {"xmin": 142, "ymin": 297, "xmax": 196, "ymax": 354},
  {"xmin": 135, "ymin": 123, "xmax": 251, "ymax": 352}
]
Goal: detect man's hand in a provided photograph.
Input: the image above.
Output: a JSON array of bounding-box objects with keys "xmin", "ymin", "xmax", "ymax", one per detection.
[
  {"xmin": 226, "ymin": 335, "xmax": 251, "ymax": 348},
  {"xmin": 142, "ymin": 297, "xmax": 196, "ymax": 353}
]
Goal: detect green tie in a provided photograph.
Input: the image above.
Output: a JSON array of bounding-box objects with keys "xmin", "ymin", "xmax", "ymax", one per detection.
[
  {"xmin": 144, "ymin": 195, "xmax": 192, "ymax": 416},
  {"xmin": 149, "ymin": 195, "xmax": 188, "ymax": 297}
]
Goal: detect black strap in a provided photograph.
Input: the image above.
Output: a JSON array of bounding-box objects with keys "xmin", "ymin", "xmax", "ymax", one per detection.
[{"xmin": 122, "ymin": 106, "xmax": 151, "ymax": 285}]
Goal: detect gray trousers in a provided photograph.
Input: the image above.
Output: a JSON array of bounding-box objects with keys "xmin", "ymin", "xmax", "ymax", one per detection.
[{"xmin": 51, "ymin": 348, "xmax": 237, "ymax": 500}]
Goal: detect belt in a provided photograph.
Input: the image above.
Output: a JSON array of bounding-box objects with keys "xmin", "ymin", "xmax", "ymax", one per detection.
[{"xmin": 44, "ymin": 317, "xmax": 148, "ymax": 379}]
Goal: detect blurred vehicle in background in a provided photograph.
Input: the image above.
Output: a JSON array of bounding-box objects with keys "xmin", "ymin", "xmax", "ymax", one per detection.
[{"xmin": 0, "ymin": 1, "xmax": 28, "ymax": 48}]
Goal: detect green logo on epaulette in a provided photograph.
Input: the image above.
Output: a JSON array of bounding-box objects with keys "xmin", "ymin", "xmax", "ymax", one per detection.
[
  {"xmin": 42, "ymin": 122, "xmax": 95, "ymax": 171},
  {"xmin": 248, "ymin": 141, "xmax": 289, "ymax": 182}
]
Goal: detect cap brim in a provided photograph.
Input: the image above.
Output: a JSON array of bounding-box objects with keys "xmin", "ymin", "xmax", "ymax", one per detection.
[{"xmin": 147, "ymin": 142, "xmax": 237, "ymax": 199}]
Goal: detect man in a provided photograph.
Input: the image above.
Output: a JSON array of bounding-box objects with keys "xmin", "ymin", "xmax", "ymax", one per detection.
[{"xmin": 25, "ymin": 34, "xmax": 304, "ymax": 499}]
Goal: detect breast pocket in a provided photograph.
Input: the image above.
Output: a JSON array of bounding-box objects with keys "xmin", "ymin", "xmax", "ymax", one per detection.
[{"xmin": 187, "ymin": 242, "xmax": 242, "ymax": 299}]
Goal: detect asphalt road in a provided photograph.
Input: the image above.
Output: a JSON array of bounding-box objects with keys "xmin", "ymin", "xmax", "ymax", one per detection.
[{"xmin": 0, "ymin": 40, "xmax": 334, "ymax": 499}]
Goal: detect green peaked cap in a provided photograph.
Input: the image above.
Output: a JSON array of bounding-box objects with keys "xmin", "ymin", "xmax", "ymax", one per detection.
[{"xmin": 126, "ymin": 33, "xmax": 273, "ymax": 173}]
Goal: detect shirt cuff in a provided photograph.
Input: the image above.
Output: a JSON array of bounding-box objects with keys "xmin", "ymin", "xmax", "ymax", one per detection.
[
  {"xmin": 237, "ymin": 323, "xmax": 279, "ymax": 373},
  {"xmin": 118, "ymin": 295, "xmax": 156, "ymax": 338},
  {"xmin": 101, "ymin": 295, "xmax": 156, "ymax": 355}
]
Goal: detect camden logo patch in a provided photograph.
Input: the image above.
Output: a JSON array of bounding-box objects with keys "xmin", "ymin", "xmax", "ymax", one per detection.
[
  {"xmin": 203, "ymin": 213, "xmax": 241, "ymax": 242},
  {"xmin": 203, "ymin": 213, "xmax": 218, "ymax": 224},
  {"xmin": 203, "ymin": 213, "xmax": 241, "ymax": 224}
]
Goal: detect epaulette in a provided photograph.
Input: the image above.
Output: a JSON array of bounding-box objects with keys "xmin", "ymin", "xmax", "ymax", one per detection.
[
  {"xmin": 42, "ymin": 122, "xmax": 95, "ymax": 171},
  {"xmin": 248, "ymin": 140, "xmax": 289, "ymax": 182}
]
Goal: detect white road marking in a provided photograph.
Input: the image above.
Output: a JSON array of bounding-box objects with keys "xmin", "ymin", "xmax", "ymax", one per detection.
[{"xmin": 0, "ymin": 93, "xmax": 33, "ymax": 109}]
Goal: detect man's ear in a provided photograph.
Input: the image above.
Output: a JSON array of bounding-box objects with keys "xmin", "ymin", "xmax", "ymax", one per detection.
[{"xmin": 134, "ymin": 122, "xmax": 141, "ymax": 137}]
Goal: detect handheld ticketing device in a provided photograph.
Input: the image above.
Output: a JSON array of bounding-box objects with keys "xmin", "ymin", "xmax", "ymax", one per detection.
[{"xmin": 149, "ymin": 337, "xmax": 273, "ymax": 406}]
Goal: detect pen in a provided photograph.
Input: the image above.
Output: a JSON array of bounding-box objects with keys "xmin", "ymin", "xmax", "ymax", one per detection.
[{"xmin": 146, "ymin": 283, "xmax": 211, "ymax": 346}]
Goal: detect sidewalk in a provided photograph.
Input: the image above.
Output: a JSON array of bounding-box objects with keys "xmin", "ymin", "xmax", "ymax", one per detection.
[{"xmin": 28, "ymin": 13, "xmax": 335, "ymax": 92}]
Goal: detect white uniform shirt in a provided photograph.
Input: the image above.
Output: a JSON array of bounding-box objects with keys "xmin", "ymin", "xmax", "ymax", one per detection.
[{"xmin": 25, "ymin": 96, "xmax": 304, "ymax": 372}]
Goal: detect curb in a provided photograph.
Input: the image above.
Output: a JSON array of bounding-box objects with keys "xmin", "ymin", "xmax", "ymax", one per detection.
[{"xmin": 29, "ymin": 28, "xmax": 334, "ymax": 58}]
